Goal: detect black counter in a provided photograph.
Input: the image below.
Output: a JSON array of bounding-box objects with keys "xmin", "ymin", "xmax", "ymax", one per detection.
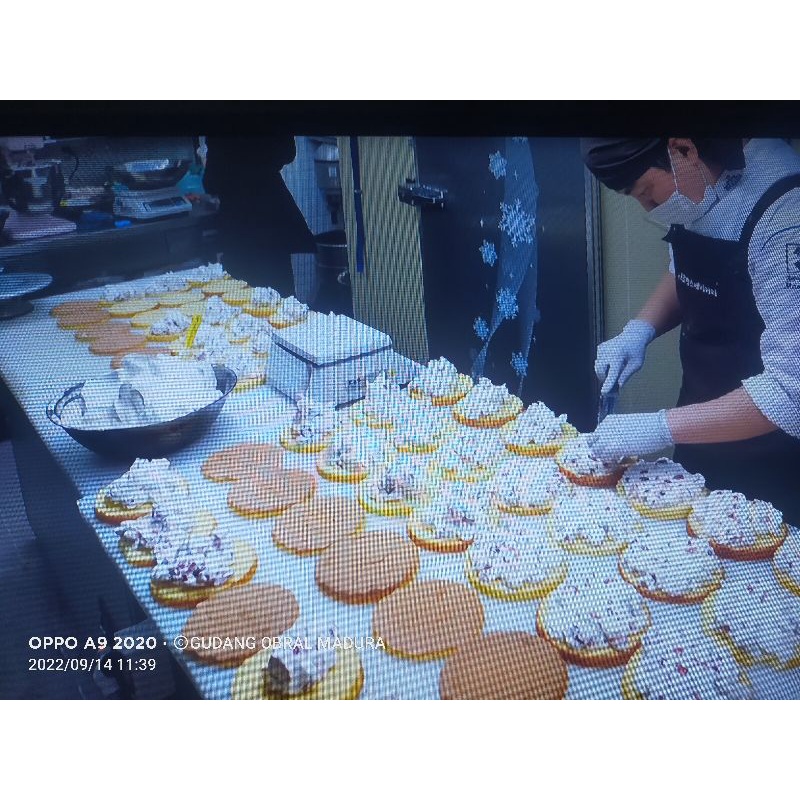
[{"xmin": 0, "ymin": 207, "xmax": 219, "ymax": 295}]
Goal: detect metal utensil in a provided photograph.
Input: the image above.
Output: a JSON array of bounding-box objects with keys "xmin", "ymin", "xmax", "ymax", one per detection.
[{"xmin": 597, "ymin": 385, "xmax": 619, "ymax": 425}]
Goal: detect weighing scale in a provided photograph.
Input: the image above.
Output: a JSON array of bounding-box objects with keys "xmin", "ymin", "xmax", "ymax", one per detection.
[
  {"xmin": 112, "ymin": 185, "xmax": 192, "ymax": 221},
  {"xmin": 0, "ymin": 271, "xmax": 52, "ymax": 319}
]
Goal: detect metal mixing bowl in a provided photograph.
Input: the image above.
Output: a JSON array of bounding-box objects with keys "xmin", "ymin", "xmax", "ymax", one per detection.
[
  {"xmin": 112, "ymin": 159, "xmax": 191, "ymax": 191},
  {"xmin": 46, "ymin": 365, "xmax": 237, "ymax": 459}
]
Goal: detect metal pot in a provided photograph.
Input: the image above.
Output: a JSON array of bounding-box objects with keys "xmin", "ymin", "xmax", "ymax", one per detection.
[{"xmin": 315, "ymin": 229, "xmax": 348, "ymax": 269}]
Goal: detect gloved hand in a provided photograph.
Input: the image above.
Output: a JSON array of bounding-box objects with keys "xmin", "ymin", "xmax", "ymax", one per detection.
[
  {"xmin": 588, "ymin": 410, "xmax": 674, "ymax": 462},
  {"xmin": 595, "ymin": 319, "xmax": 656, "ymax": 394}
]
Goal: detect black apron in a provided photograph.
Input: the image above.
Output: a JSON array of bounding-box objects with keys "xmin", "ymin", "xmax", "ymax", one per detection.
[{"xmin": 665, "ymin": 174, "xmax": 800, "ymax": 525}]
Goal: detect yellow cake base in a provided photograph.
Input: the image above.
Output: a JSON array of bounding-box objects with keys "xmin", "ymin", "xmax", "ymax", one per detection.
[
  {"xmin": 452, "ymin": 395, "xmax": 523, "ymax": 429},
  {"xmin": 408, "ymin": 373, "xmax": 473, "ymax": 408},
  {"xmin": 536, "ymin": 598, "xmax": 650, "ymax": 669},
  {"xmin": 701, "ymin": 593, "xmax": 800, "ymax": 671},
  {"xmin": 504, "ymin": 424, "xmax": 579, "ymax": 457},
  {"xmin": 316, "ymin": 459, "xmax": 369, "ymax": 484},
  {"xmin": 280, "ymin": 428, "xmax": 330, "ymax": 454},
  {"xmin": 618, "ymin": 558, "xmax": 722, "ymax": 604},
  {"xmin": 231, "ymin": 645, "xmax": 363, "ymax": 700},
  {"xmin": 151, "ymin": 540, "xmax": 258, "ymax": 609},
  {"xmin": 774, "ymin": 565, "xmax": 800, "ymax": 598},
  {"xmin": 617, "ymin": 482, "xmax": 698, "ymax": 520},
  {"xmin": 466, "ymin": 558, "xmax": 567, "ymax": 602},
  {"xmin": 408, "ymin": 522, "xmax": 473, "ymax": 554},
  {"xmin": 94, "ymin": 488, "xmax": 152, "ymax": 525}
]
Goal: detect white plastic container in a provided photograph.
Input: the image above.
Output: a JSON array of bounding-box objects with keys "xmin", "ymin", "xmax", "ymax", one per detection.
[{"xmin": 268, "ymin": 312, "xmax": 400, "ymax": 406}]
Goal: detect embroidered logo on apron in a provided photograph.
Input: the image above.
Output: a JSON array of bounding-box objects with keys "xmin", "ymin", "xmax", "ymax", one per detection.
[
  {"xmin": 676, "ymin": 271, "xmax": 719, "ymax": 298},
  {"xmin": 785, "ymin": 243, "xmax": 800, "ymax": 289}
]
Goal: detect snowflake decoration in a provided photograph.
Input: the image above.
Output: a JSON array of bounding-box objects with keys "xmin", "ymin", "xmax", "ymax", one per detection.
[
  {"xmin": 473, "ymin": 317, "xmax": 490, "ymax": 341},
  {"xmin": 488, "ymin": 151, "xmax": 507, "ymax": 180},
  {"xmin": 479, "ymin": 239, "xmax": 498, "ymax": 267},
  {"xmin": 496, "ymin": 288, "xmax": 518, "ymax": 320},
  {"xmin": 499, "ymin": 198, "xmax": 534, "ymax": 248},
  {"xmin": 511, "ymin": 351, "xmax": 528, "ymax": 378}
]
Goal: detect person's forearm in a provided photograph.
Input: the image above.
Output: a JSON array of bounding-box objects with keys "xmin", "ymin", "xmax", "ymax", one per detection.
[
  {"xmin": 636, "ymin": 271, "xmax": 682, "ymax": 336},
  {"xmin": 665, "ymin": 387, "xmax": 778, "ymax": 444}
]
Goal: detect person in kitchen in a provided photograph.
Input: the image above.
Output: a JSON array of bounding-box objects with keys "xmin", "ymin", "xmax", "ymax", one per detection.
[
  {"xmin": 581, "ymin": 137, "xmax": 800, "ymax": 524},
  {"xmin": 202, "ymin": 135, "xmax": 316, "ymax": 294}
]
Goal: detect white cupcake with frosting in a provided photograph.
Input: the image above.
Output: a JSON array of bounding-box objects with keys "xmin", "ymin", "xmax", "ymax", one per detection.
[
  {"xmin": 536, "ymin": 573, "xmax": 651, "ymax": 667},
  {"xmin": 688, "ymin": 490, "xmax": 786, "ymax": 560},
  {"xmin": 619, "ymin": 458, "xmax": 706, "ymax": 519},
  {"xmin": 703, "ymin": 575, "xmax": 800, "ymax": 670},
  {"xmin": 624, "ymin": 626, "xmax": 753, "ymax": 700},
  {"xmin": 408, "ymin": 357, "xmax": 473, "ymax": 406},
  {"xmin": 452, "ymin": 377, "xmax": 522, "ymax": 428},
  {"xmin": 548, "ymin": 487, "xmax": 642, "ymax": 556},
  {"xmin": 503, "ymin": 401, "xmax": 577, "ymax": 456},
  {"xmin": 491, "ymin": 458, "xmax": 566, "ymax": 515}
]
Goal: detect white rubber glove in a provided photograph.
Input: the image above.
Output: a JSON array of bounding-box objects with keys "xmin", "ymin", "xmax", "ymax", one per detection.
[
  {"xmin": 595, "ymin": 320, "xmax": 656, "ymax": 395},
  {"xmin": 588, "ymin": 410, "xmax": 674, "ymax": 462}
]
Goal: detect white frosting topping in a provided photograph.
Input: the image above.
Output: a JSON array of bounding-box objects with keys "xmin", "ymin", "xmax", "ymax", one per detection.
[
  {"xmin": 192, "ymin": 322, "xmax": 230, "ymax": 351},
  {"xmin": 322, "ymin": 428, "xmax": 386, "ymax": 473},
  {"xmin": 417, "ymin": 483, "xmax": 492, "ymax": 542},
  {"xmin": 105, "ymin": 458, "xmax": 188, "ymax": 508},
  {"xmin": 276, "ymin": 296, "xmax": 308, "ymax": 322},
  {"xmin": 219, "ymin": 347, "xmax": 264, "ymax": 380},
  {"xmin": 541, "ymin": 574, "xmax": 650, "ymax": 652},
  {"xmin": 456, "ymin": 377, "xmax": 511, "ymax": 419},
  {"xmin": 491, "ymin": 458, "xmax": 565, "ymax": 508},
  {"xmin": 204, "ymin": 295, "xmax": 237, "ymax": 325},
  {"xmin": 690, "ymin": 490, "xmax": 783, "ymax": 547},
  {"xmin": 711, "ymin": 576, "xmax": 800, "ymax": 667},
  {"xmin": 150, "ymin": 309, "xmax": 191, "ymax": 336},
  {"xmin": 151, "ymin": 530, "xmax": 235, "ymax": 587},
  {"xmin": 774, "ymin": 528, "xmax": 800, "ymax": 584},
  {"xmin": 249, "ymin": 327, "xmax": 273, "ymax": 355},
  {"xmin": 363, "ymin": 373, "xmax": 404, "ymax": 424},
  {"xmin": 634, "ymin": 627, "xmax": 753, "ymax": 700},
  {"xmin": 410, "ymin": 357, "xmax": 460, "ymax": 397},
  {"xmin": 621, "ymin": 458, "xmax": 706, "ymax": 509},
  {"xmin": 557, "ymin": 435, "xmax": 621, "ymax": 477},
  {"xmin": 62, "ymin": 356, "xmax": 221, "ymax": 430},
  {"xmin": 102, "ymin": 283, "xmax": 143, "ymax": 303},
  {"xmin": 228, "ymin": 313, "xmax": 258, "ymax": 341},
  {"xmin": 264, "ymin": 623, "xmax": 338, "ymax": 696},
  {"xmin": 60, "ymin": 373, "xmax": 121, "ymax": 429},
  {"xmin": 115, "ymin": 499, "xmax": 195, "ymax": 552},
  {"xmin": 469, "ymin": 529, "xmax": 566, "ymax": 590},
  {"xmin": 507, "ymin": 401, "xmax": 568, "ymax": 445},
  {"xmin": 115, "ymin": 354, "xmax": 221, "ymax": 425},
  {"xmin": 621, "ymin": 528, "xmax": 721, "ymax": 596},
  {"xmin": 549, "ymin": 488, "xmax": 639, "ymax": 548},
  {"xmin": 365, "ymin": 454, "xmax": 429, "ymax": 504},
  {"xmin": 251, "ymin": 286, "xmax": 281, "ymax": 308},
  {"xmin": 292, "ymin": 392, "xmax": 338, "ymax": 443},
  {"xmin": 438, "ymin": 429, "xmax": 506, "ymax": 475},
  {"xmin": 393, "ymin": 400, "xmax": 445, "ymax": 448},
  {"xmin": 146, "ymin": 271, "xmax": 188, "ymax": 294},
  {"xmin": 191, "ymin": 262, "xmax": 226, "ymax": 282}
]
